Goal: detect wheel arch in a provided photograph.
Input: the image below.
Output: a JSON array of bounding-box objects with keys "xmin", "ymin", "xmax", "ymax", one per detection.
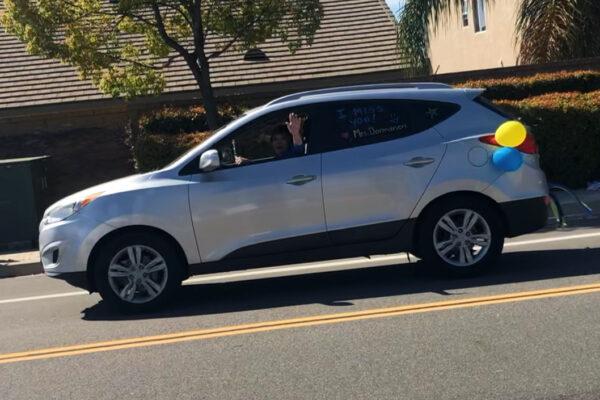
[
  {"xmin": 411, "ymin": 191, "xmax": 508, "ymax": 253},
  {"xmin": 86, "ymin": 225, "xmax": 190, "ymax": 293}
]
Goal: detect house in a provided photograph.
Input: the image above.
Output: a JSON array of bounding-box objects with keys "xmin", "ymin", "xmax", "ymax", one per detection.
[
  {"xmin": 0, "ymin": 0, "xmax": 405, "ymax": 201},
  {"xmin": 428, "ymin": 0, "xmax": 519, "ymax": 74}
]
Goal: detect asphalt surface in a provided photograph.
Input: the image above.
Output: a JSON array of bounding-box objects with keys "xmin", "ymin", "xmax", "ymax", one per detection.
[{"xmin": 1, "ymin": 223, "xmax": 600, "ymax": 399}]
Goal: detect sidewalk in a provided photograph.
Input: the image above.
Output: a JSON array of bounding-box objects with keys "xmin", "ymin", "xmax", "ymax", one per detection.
[
  {"xmin": 2, "ymin": 189, "xmax": 600, "ymax": 278},
  {"xmin": 0, "ymin": 250, "xmax": 42, "ymax": 278}
]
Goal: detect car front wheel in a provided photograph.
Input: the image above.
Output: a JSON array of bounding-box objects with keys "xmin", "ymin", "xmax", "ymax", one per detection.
[
  {"xmin": 418, "ymin": 197, "xmax": 504, "ymax": 276},
  {"xmin": 93, "ymin": 232, "xmax": 184, "ymax": 312}
]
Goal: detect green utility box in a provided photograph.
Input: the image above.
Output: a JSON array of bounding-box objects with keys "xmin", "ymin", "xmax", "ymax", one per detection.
[{"xmin": 0, "ymin": 156, "xmax": 50, "ymax": 251}]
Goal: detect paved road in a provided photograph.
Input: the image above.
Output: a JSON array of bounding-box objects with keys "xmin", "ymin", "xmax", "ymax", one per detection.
[{"xmin": 1, "ymin": 224, "xmax": 600, "ymax": 399}]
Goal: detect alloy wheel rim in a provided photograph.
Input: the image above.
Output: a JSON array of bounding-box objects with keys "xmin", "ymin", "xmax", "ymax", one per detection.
[
  {"xmin": 107, "ymin": 245, "xmax": 168, "ymax": 304},
  {"xmin": 433, "ymin": 209, "xmax": 492, "ymax": 267}
]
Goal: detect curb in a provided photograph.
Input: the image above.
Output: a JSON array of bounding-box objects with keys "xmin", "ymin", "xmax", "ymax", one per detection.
[{"xmin": 0, "ymin": 261, "xmax": 43, "ymax": 278}]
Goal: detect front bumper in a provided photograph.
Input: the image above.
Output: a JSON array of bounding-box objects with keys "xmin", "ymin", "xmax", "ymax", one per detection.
[
  {"xmin": 39, "ymin": 214, "xmax": 113, "ymax": 277},
  {"xmin": 499, "ymin": 196, "xmax": 549, "ymax": 237}
]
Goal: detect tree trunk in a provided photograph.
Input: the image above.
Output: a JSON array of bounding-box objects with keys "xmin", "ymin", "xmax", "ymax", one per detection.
[{"xmin": 194, "ymin": 54, "xmax": 220, "ymax": 131}]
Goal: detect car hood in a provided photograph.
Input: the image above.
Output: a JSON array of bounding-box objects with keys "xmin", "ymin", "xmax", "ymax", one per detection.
[{"xmin": 45, "ymin": 172, "xmax": 156, "ymax": 212}]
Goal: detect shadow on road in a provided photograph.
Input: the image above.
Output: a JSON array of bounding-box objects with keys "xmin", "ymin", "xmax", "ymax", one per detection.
[{"xmin": 82, "ymin": 247, "xmax": 600, "ymax": 321}]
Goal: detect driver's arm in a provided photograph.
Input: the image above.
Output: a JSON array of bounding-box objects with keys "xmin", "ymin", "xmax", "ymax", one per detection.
[{"xmin": 287, "ymin": 113, "xmax": 304, "ymax": 146}]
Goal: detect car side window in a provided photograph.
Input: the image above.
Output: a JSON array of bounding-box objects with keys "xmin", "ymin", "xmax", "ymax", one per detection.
[
  {"xmin": 214, "ymin": 107, "xmax": 312, "ymax": 168},
  {"xmin": 314, "ymin": 99, "xmax": 460, "ymax": 152}
]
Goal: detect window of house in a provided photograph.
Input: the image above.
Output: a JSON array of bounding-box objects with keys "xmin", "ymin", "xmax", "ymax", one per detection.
[
  {"xmin": 461, "ymin": 0, "xmax": 469, "ymax": 27},
  {"xmin": 472, "ymin": 0, "xmax": 487, "ymax": 32}
]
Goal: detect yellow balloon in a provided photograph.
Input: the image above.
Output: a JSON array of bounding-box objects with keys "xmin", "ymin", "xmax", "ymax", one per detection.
[{"xmin": 495, "ymin": 121, "xmax": 527, "ymax": 148}]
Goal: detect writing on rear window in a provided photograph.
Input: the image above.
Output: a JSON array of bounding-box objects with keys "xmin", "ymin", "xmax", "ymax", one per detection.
[
  {"xmin": 318, "ymin": 99, "xmax": 460, "ymax": 152},
  {"xmin": 335, "ymin": 104, "xmax": 409, "ymax": 142}
]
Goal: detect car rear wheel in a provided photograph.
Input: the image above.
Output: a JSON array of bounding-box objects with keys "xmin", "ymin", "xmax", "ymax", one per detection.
[
  {"xmin": 417, "ymin": 196, "xmax": 504, "ymax": 276},
  {"xmin": 93, "ymin": 232, "xmax": 184, "ymax": 312}
]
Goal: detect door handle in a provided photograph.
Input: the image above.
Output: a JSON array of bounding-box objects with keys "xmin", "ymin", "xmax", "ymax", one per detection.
[
  {"xmin": 286, "ymin": 175, "xmax": 317, "ymax": 186},
  {"xmin": 403, "ymin": 157, "xmax": 435, "ymax": 168}
]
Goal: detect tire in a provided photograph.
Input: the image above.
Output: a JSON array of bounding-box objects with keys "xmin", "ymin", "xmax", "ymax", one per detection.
[
  {"xmin": 417, "ymin": 196, "xmax": 505, "ymax": 277},
  {"xmin": 93, "ymin": 232, "xmax": 184, "ymax": 313}
]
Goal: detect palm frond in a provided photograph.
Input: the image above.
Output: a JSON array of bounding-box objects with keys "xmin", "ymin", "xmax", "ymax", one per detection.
[{"xmin": 517, "ymin": 0, "xmax": 600, "ymax": 63}]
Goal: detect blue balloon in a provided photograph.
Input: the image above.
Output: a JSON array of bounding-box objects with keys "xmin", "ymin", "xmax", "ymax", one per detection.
[{"xmin": 492, "ymin": 147, "xmax": 523, "ymax": 172}]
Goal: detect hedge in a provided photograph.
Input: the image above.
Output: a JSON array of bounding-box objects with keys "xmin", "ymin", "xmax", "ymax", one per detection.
[
  {"xmin": 133, "ymin": 131, "xmax": 213, "ymax": 172},
  {"xmin": 496, "ymin": 91, "xmax": 600, "ymax": 188},
  {"xmin": 139, "ymin": 104, "xmax": 242, "ymax": 135},
  {"xmin": 458, "ymin": 70, "xmax": 600, "ymax": 100}
]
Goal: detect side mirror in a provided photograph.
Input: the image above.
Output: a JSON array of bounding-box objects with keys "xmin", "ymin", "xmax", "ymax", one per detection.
[{"xmin": 199, "ymin": 149, "xmax": 220, "ymax": 172}]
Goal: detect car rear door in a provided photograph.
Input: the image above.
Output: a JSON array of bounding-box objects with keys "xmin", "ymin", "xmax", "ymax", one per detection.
[{"xmin": 315, "ymin": 99, "xmax": 459, "ymax": 245}]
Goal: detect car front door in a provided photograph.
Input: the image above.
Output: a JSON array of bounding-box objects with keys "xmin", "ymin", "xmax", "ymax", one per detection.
[
  {"xmin": 315, "ymin": 99, "xmax": 459, "ymax": 245},
  {"xmin": 187, "ymin": 107, "xmax": 327, "ymax": 262}
]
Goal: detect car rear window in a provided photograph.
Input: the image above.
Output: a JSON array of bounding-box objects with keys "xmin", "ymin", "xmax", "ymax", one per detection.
[
  {"xmin": 410, "ymin": 100, "xmax": 461, "ymax": 133},
  {"xmin": 474, "ymin": 95, "xmax": 519, "ymax": 120}
]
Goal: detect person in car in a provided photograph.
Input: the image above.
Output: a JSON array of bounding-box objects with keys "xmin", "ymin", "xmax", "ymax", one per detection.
[
  {"xmin": 272, "ymin": 112, "xmax": 305, "ymax": 158},
  {"xmin": 235, "ymin": 112, "xmax": 305, "ymax": 164}
]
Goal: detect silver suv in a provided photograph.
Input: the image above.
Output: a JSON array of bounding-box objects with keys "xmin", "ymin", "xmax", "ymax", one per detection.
[{"xmin": 39, "ymin": 83, "xmax": 549, "ymax": 311}]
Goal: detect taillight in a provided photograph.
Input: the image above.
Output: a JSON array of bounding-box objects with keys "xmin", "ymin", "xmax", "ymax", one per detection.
[
  {"xmin": 478, "ymin": 134, "xmax": 500, "ymax": 147},
  {"xmin": 517, "ymin": 134, "xmax": 538, "ymax": 154},
  {"xmin": 479, "ymin": 133, "xmax": 538, "ymax": 154}
]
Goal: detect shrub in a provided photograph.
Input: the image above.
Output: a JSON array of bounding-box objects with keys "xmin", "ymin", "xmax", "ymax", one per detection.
[
  {"xmin": 496, "ymin": 91, "xmax": 600, "ymax": 188},
  {"xmin": 140, "ymin": 106, "xmax": 209, "ymax": 135},
  {"xmin": 139, "ymin": 104, "xmax": 243, "ymax": 135},
  {"xmin": 133, "ymin": 131, "xmax": 212, "ymax": 172},
  {"xmin": 133, "ymin": 104, "xmax": 245, "ymax": 172},
  {"xmin": 458, "ymin": 70, "xmax": 600, "ymax": 100}
]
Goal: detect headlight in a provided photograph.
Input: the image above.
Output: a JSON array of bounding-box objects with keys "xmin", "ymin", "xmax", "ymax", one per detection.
[{"xmin": 44, "ymin": 192, "xmax": 104, "ymax": 225}]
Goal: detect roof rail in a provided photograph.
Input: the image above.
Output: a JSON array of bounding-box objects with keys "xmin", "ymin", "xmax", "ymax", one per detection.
[{"xmin": 267, "ymin": 82, "xmax": 453, "ymax": 105}]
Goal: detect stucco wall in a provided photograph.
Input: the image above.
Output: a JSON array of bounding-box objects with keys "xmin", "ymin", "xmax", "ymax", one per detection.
[{"xmin": 428, "ymin": 0, "xmax": 520, "ymax": 74}]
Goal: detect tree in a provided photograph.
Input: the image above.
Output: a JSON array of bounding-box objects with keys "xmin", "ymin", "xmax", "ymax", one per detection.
[
  {"xmin": 396, "ymin": 0, "xmax": 600, "ymax": 72},
  {"xmin": 1, "ymin": 0, "xmax": 323, "ymax": 129}
]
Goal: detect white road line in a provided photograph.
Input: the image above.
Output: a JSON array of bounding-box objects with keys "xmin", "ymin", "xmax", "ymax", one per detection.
[
  {"xmin": 1, "ymin": 230, "xmax": 600, "ymax": 305},
  {"xmin": 504, "ymin": 231, "xmax": 600, "ymax": 247},
  {"xmin": 0, "ymin": 291, "xmax": 88, "ymax": 305}
]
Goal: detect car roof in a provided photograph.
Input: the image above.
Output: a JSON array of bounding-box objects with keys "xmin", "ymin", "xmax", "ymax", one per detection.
[{"xmin": 266, "ymin": 83, "xmax": 469, "ymax": 107}]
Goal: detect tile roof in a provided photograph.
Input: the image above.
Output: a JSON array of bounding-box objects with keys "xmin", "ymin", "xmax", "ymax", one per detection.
[{"xmin": 0, "ymin": 0, "xmax": 406, "ymax": 111}]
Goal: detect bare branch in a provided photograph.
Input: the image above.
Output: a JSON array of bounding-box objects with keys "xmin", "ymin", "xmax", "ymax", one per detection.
[
  {"xmin": 207, "ymin": 34, "xmax": 240, "ymax": 59},
  {"xmin": 203, "ymin": 1, "xmax": 213, "ymax": 38},
  {"xmin": 161, "ymin": 52, "xmax": 183, "ymax": 68},
  {"xmin": 101, "ymin": 51, "xmax": 164, "ymax": 70},
  {"xmin": 178, "ymin": 0, "xmax": 193, "ymax": 11},
  {"xmin": 207, "ymin": 6, "xmax": 268, "ymax": 60},
  {"xmin": 157, "ymin": 1, "xmax": 192, "ymax": 26},
  {"xmin": 150, "ymin": 1, "xmax": 191, "ymax": 60},
  {"xmin": 123, "ymin": 12, "xmax": 158, "ymax": 29},
  {"xmin": 192, "ymin": 0, "xmax": 205, "ymax": 51}
]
